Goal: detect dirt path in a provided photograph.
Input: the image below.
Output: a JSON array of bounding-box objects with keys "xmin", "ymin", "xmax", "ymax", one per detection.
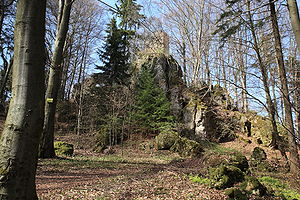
[{"xmin": 36, "ymin": 141, "xmax": 226, "ymax": 200}]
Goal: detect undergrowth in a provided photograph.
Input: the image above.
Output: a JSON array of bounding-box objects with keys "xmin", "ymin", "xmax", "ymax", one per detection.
[
  {"xmin": 189, "ymin": 175, "xmax": 211, "ymax": 186},
  {"xmin": 259, "ymin": 176, "xmax": 300, "ymax": 200}
]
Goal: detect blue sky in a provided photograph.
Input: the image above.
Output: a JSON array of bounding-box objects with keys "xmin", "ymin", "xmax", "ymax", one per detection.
[{"xmin": 102, "ymin": 0, "xmax": 300, "ymax": 10}]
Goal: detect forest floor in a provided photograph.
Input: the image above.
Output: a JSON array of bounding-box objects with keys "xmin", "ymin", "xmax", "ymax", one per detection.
[
  {"xmin": 36, "ymin": 134, "xmax": 300, "ymax": 200},
  {"xmin": 36, "ymin": 134, "xmax": 228, "ymax": 200}
]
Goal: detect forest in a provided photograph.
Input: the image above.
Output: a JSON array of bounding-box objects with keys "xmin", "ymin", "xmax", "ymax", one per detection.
[{"xmin": 0, "ymin": 0, "xmax": 300, "ymax": 199}]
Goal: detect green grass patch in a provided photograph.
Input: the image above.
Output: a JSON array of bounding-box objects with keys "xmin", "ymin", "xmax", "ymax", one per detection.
[
  {"xmin": 259, "ymin": 176, "xmax": 300, "ymax": 200},
  {"xmin": 198, "ymin": 140, "xmax": 237, "ymax": 154},
  {"xmin": 189, "ymin": 175, "xmax": 211, "ymax": 186},
  {"xmin": 39, "ymin": 155, "xmax": 128, "ymax": 170}
]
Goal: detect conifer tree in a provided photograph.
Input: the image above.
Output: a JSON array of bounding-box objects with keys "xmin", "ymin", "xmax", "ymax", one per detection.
[
  {"xmin": 96, "ymin": 18, "xmax": 130, "ymax": 85},
  {"xmin": 116, "ymin": 0, "xmax": 144, "ymax": 31},
  {"xmin": 132, "ymin": 67, "xmax": 174, "ymax": 134}
]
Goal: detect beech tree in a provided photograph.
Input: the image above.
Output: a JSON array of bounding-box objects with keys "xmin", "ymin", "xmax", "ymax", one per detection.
[
  {"xmin": 0, "ymin": 0, "xmax": 46, "ymax": 198},
  {"xmin": 287, "ymin": 2, "xmax": 300, "ymax": 138},
  {"xmin": 269, "ymin": 0, "xmax": 300, "ymax": 173},
  {"xmin": 39, "ymin": 0, "xmax": 73, "ymax": 158},
  {"xmin": 0, "ymin": 0, "xmax": 15, "ymax": 107},
  {"xmin": 287, "ymin": 0, "xmax": 300, "ymax": 52}
]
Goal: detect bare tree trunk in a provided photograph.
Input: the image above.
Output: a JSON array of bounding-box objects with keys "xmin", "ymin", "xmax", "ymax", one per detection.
[
  {"xmin": 270, "ymin": 68, "xmax": 278, "ymax": 120},
  {"xmin": 240, "ymin": 54, "xmax": 248, "ymax": 112},
  {"xmin": 60, "ymin": 37, "xmax": 73, "ymax": 100},
  {"xmin": 39, "ymin": 0, "xmax": 73, "ymax": 158},
  {"xmin": 247, "ymin": 0, "xmax": 279, "ymax": 147},
  {"xmin": 295, "ymin": 70, "xmax": 300, "ymax": 139},
  {"xmin": 0, "ymin": 57, "xmax": 12, "ymax": 104},
  {"xmin": 287, "ymin": 1, "xmax": 300, "ymax": 140},
  {"xmin": 287, "ymin": 0, "xmax": 300, "ymax": 52},
  {"xmin": 0, "ymin": 0, "xmax": 4, "ymax": 37},
  {"xmin": 270, "ymin": 0, "xmax": 300, "ymax": 173},
  {"xmin": 76, "ymin": 43, "xmax": 88, "ymax": 135},
  {"xmin": 181, "ymin": 42, "xmax": 187, "ymax": 84},
  {"xmin": 0, "ymin": 0, "xmax": 46, "ymax": 198}
]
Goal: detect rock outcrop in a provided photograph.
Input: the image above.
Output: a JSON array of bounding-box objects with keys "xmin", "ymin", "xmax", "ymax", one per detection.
[{"xmin": 134, "ymin": 52, "xmax": 237, "ymax": 143}]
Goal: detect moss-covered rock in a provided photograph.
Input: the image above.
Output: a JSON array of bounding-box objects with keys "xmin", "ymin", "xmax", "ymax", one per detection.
[
  {"xmin": 251, "ymin": 147, "xmax": 267, "ymax": 162},
  {"xmin": 250, "ymin": 147, "xmax": 274, "ymax": 172},
  {"xmin": 155, "ymin": 131, "xmax": 179, "ymax": 150},
  {"xmin": 241, "ymin": 176, "xmax": 267, "ymax": 197},
  {"xmin": 54, "ymin": 141, "xmax": 74, "ymax": 156},
  {"xmin": 229, "ymin": 153, "xmax": 249, "ymax": 172},
  {"xmin": 250, "ymin": 160, "xmax": 274, "ymax": 172},
  {"xmin": 225, "ymin": 188, "xmax": 248, "ymax": 200},
  {"xmin": 210, "ymin": 165, "xmax": 245, "ymax": 189},
  {"xmin": 171, "ymin": 137, "xmax": 204, "ymax": 157}
]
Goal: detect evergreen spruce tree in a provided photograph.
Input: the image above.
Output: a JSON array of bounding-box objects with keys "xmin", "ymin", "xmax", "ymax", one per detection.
[
  {"xmin": 116, "ymin": 0, "xmax": 145, "ymax": 31},
  {"xmin": 96, "ymin": 18, "xmax": 130, "ymax": 85},
  {"xmin": 132, "ymin": 67, "xmax": 174, "ymax": 134}
]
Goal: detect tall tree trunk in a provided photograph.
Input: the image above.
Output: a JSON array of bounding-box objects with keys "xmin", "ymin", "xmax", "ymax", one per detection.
[
  {"xmin": 39, "ymin": 0, "xmax": 72, "ymax": 158},
  {"xmin": 287, "ymin": 0, "xmax": 300, "ymax": 52},
  {"xmin": 0, "ymin": 0, "xmax": 15, "ymax": 38},
  {"xmin": 238, "ymin": 29, "xmax": 248, "ymax": 113},
  {"xmin": 270, "ymin": 0, "xmax": 300, "ymax": 173},
  {"xmin": 0, "ymin": 57, "xmax": 12, "ymax": 104},
  {"xmin": 247, "ymin": 0, "xmax": 279, "ymax": 147},
  {"xmin": 181, "ymin": 41, "xmax": 187, "ymax": 84},
  {"xmin": 60, "ymin": 37, "xmax": 73, "ymax": 100},
  {"xmin": 0, "ymin": 0, "xmax": 46, "ymax": 198},
  {"xmin": 287, "ymin": 0, "xmax": 300, "ymax": 139},
  {"xmin": 295, "ymin": 69, "xmax": 300, "ymax": 139},
  {"xmin": 240, "ymin": 54, "xmax": 248, "ymax": 113},
  {"xmin": 270, "ymin": 68, "xmax": 278, "ymax": 120},
  {"xmin": 0, "ymin": 0, "xmax": 4, "ymax": 38}
]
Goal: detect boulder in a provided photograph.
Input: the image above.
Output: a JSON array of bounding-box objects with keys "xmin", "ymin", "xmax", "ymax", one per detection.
[
  {"xmin": 241, "ymin": 176, "xmax": 267, "ymax": 196},
  {"xmin": 251, "ymin": 147, "xmax": 267, "ymax": 162},
  {"xmin": 171, "ymin": 137, "xmax": 204, "ymax": 157},
  {"xmin": 229, "ymin": 153, "xmax": 249, "ymax": 172},
  {"xmin": 225, "ymin": 188, "xmax": 247, "ymax": 200},
  {"xmin": 155, "ymin": 131, "xmax": 179, "ymax": 150},
  {"xmin": 250, "ymin": 147, "xmax": 274, "ymax": 172},
  {"xmin": 209, "ymin": 165, "xmax": 245, "ymax": 189},
  {"xmin": 54, "ymin": 141, "xmax": 74, "ymax": 156}
]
